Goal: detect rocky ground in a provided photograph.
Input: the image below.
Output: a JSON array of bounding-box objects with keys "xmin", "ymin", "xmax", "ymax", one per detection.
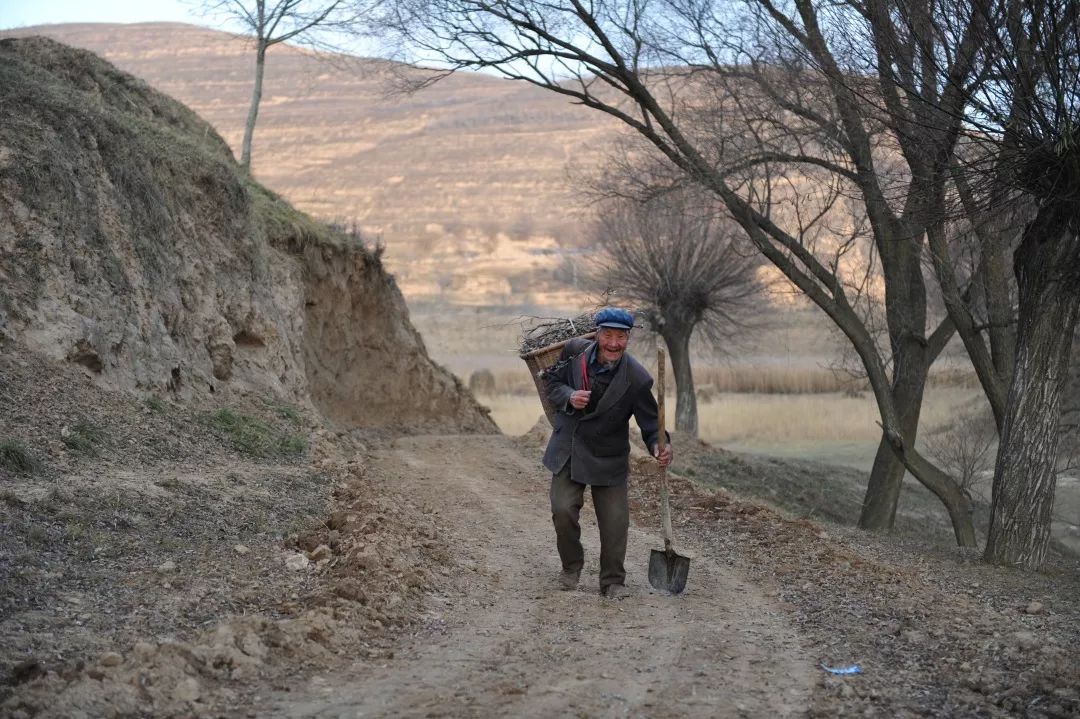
[{"xmin": 2, "ymin": 355, "xmax": 1079, "ymax": 717}]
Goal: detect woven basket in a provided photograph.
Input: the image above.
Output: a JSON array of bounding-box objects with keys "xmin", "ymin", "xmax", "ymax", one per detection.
[{"xmin": 520, "ymin": 332, "xmax": 595, "ymax": 426}]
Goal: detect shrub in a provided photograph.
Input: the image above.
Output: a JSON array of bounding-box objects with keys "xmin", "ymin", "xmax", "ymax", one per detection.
[
  {"xmin": 262, "ymin": 397, "xmax": 303, "ymax": 426},
  {"xmin": 207, "ymin": 408, "xmax": 306, "ymax": 459},
  {"xmin": 0, "ymin": 440, "xmax": 39, "ymax": 474},
  {"xmin": 144, "ymin": 396, "xmax": 167, "ymax": 413},
  {"xmin": 62, "ymin": 421, "xmax": 105, "ymax": 456},
  {"xmin": 468, "ymin": 368, "xmax": 497, "ymax": 396}
]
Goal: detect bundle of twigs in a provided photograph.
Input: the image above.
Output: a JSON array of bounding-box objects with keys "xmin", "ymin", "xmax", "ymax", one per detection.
[{"xmin": 518, "ymin": 312, "xmax": 596, "ymax": 355}]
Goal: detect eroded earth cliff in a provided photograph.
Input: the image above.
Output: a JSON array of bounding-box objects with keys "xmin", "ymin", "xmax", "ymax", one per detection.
[{"xmin": 0, "ymin": 36, "xmax": 493, "ymax": 433}]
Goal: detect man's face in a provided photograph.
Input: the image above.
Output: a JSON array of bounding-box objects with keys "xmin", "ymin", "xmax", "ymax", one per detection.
[{"xmin": 597, "ymin": 327, "xmax": 630, "ymax": 363}]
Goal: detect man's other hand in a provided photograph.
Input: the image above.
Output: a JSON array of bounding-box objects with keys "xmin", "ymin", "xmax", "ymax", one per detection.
[
  {"xmin": 569, "ymin": 389, "xmax": 592, "ymax": 409},
  {"xmin": 653, "ymin": 443, "xmax": 673, "ymax": 467}
]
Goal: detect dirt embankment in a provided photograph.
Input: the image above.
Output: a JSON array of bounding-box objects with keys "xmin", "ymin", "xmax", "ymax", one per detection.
[
  {"xmin": 0, "ymin": 352, "xmax": 457, "ymax": 718},
  {"xmin": 4, "ymin": 359, "xmax": 1079, "ymax": 717},
  {"xmin": 0, "ymin": 35, "xmax": 493, "ymax": 434}
]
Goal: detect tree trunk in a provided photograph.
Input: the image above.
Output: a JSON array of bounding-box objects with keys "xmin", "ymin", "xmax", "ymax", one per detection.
[
  {"xmin": 859, "ymin": 236, "xmax": 929, "ymax": 531},
  {"xmin": 881, "ymin": 435, "xmax": 978, "ymax": 546},
  {"xmin": 241, "ymin": 42, "xmax": 268, "ymax": 171},
  {"xmin": 828, "ymin": 268, "xmax": 977, "ymax": 545},
  {"xmin": 661, "ymin": 328, "xmax": 698, "ymax": 438},
  {"xmin": 984, "ymin": 216, "xmax": 1080, "ymax": 569},
  {"xmin": 860, "ymin": 433, "xmax": 909, "ymax": 529},
  {"xmin": 859, "ymin": 359, "xmax": 929, "ymax": 530}
]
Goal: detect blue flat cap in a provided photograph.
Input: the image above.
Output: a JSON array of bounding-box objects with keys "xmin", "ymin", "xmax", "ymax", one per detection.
[{"xmin": 594, "ymin": 307, "xmax": 634, "ymax": 330}]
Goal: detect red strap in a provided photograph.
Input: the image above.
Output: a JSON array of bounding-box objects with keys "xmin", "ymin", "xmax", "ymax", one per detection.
[{"xmin": 580, "ymin": 353, "xmax": 590, "ymax": 392}]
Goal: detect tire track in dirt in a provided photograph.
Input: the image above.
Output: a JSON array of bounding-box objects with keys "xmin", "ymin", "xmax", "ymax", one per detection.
[{"xmin": 267, "ymin": 434, "xmax": 814, "ymax": 718}]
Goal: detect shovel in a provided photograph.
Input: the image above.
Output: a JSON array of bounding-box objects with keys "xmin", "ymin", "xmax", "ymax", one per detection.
[{"xmin": 648, "ymin": 347, "xmax": 691, "ymax": 594}]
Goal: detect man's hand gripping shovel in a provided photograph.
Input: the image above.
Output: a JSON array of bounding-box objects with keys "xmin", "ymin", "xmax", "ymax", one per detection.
[{"xmin": 648, "ymin": 347, "xmax": 691, "ymax": 594}]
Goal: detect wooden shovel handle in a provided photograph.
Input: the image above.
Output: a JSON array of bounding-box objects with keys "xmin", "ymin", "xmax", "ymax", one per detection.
[
  {"xmin": 657, "ymin": 348, "xmax": 666, "ymax": 453},
  {"xmin": 657, "ymin": 348, "xmax": 673, "ymax": 551}
]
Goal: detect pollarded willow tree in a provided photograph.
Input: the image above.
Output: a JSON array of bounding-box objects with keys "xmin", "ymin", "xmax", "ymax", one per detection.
[
  {"xmin": 385, "ymin": 0, "xmax": 985, "ymax": 546},
  {"xmin": 590, "ymin": 185, "xmax": 762, "ymax": 437},
  {"xmin": 911, "ymin": 0, "xmax": 1080, "ymax": 568}
]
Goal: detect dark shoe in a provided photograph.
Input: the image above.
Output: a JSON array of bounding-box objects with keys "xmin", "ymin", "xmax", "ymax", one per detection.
[
  {"xmin": 601, "ymin": 584, "xmax": 631, "ymax": 600},
  {"xmin": 558, "ymin": 570, "xmax": 580, "ymax": 590}
]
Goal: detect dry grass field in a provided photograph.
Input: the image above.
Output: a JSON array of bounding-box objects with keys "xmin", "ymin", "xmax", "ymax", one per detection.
[
  {"xmin": 477, "ymin": 386, "xmax": 982, "ymax": 447},
  {"xmin": 410, "ymin": 303, "xmax": 984, "ymax": 473}
]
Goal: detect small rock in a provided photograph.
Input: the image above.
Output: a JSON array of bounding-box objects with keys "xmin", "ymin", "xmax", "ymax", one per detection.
[
  {"xmin": 234, "ymin": 545, "xmax": 250, "ymax": 555},
  {"xmin": 902, "ymin": 630, "xmax": 926, "ymax": 644},
  {"xmin": 173, "ymin": 676, "xmax": 202, "ymax": 703},
  {"xmin": 1024, "ymin": 601, "xmax": 1044, "ymax": 615},
  {"xmin": 285, "ymin": 553, "xmax": 310, "ymax": 571},
  {"xmin": 10, "ymin": 659, "xmax": 45, "ymax": 685},
  {"xmin": 132, "ymin": 641, "xmax": 156, "ymax": 659},
  {"xmin": 327, "ymin": 511, "xmax": 350, "ymax": 530},
  {"xmin": 157, "ymin": 560, "xmax": 177, "ymax": 574},
  {"xmin": 99, "ymin": 652, "xmax": 123, "ymax": 667},
  {"xmin": 307, "ymin": 544, "xmax": 332, "ymax": 562},
  {"xmin": 1012, "ymin": 631, "xmax": 1039, "ymax": 651}
]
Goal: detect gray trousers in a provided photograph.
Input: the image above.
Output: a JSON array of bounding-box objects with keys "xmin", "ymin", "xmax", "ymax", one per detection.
[{"xmin": 550, "ymin": 464, "xmax": 629, "ymax": 589}]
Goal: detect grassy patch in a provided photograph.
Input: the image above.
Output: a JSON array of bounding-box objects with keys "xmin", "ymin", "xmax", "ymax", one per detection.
[
  {"xmin": 144, "ymin": 396, "xmax": 167, "ymax": 413},
  {"xmin": 155, "ymin": 476, "xmax": 181, "ymax": 491},
  {"xmin": 206, "ymin": 408, "xmax": 306, "ymax": 459},
  {"xmin": 263, "ymin": 397, "xmax": 303, "ymax": 426},
  {"xmin": 62, "ymin": 421, "xmax": 105, "ymax": 456},
  {"xmin": 0, "ymin": 440, "xmax": 39, "ymax": 474},
  {"xmin": 26, "ymin": 523, "xmax": 48, "ymax": 546}
]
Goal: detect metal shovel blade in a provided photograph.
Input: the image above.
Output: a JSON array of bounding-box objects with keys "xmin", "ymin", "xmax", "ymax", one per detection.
[{"xmin": 648, "ymin": 547, "xmax": 691, "ymax": 594}]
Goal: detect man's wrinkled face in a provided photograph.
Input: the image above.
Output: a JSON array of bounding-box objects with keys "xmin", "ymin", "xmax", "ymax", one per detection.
[{"xmin": 597, "ymin": 327, "xmax": 630, "ymax": 364}]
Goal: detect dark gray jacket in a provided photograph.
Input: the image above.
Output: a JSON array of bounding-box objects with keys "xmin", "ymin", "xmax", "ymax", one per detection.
[{"xmin": 541, "ymin": 338, "xmax": 665, "ymax": 486}]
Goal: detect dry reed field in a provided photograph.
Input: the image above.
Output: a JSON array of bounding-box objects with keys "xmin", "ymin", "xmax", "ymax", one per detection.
[
  {"xmin": 415, "ymin": 303, "xmax": 983, "ymax": 469},
  {"xmin": 477, "ymin": 386, "xmax": 984, "ymax": 444}
]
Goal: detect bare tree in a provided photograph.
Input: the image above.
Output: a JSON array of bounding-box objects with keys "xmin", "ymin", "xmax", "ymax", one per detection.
[
  {"xmin": 962, "ymin": 0, "xmax": 1079, "ymax": 568},
  {"xmin": 589, "ymin": 186, "xmax": 762, "ymax": 437},
  {"xmin": 923, "ymin": 410, "xmax": 997, "ymax": 496},
  {"xmin": 386, "ymin": 0, "xmax": 982, "ymax": 546},
  {"xmin": 874, "ymin": 0, "xmax": 1080, "ymax": 568},
  {"xmin": 202, "ymin": 0, "xmax": 358, "ymax": 170}
]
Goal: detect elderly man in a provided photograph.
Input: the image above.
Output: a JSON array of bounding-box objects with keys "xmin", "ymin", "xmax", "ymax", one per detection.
[{"xmin": 541, "ymin": 307, "xmax": 673, "ymax": 599}]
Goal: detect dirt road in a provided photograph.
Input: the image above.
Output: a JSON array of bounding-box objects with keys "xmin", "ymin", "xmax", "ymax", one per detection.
[{"xmin": 266, "ymin": 435, "xmax": 815, "ymax": 718}]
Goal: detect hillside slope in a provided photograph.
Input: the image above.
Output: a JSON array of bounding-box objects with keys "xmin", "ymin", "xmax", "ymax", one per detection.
[
  {"xmin": 2, "ymin": 22, "xmax": 622, "ymax": 304},
  {"xmin": 0, "ymin": 36, "xmax": 493, "ymax": 433}
]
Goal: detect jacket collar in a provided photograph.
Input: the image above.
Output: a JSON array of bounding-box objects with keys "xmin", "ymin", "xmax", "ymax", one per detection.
[{"xmin": 581, "ymin": 350, "xmax": 631, "ymax": 420}]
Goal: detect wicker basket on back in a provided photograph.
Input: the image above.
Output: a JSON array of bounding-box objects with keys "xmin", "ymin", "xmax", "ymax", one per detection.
[{"xmin": 520, "ymin": 332, "xmax": 595, "ymax": 426}]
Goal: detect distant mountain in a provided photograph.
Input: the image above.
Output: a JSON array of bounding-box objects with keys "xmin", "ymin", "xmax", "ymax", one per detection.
[{"xmin": 5, "ymin": 22, "xmax": 620, "ymax": 303}]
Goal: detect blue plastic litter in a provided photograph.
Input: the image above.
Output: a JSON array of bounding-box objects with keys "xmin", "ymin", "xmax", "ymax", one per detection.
[{"xmin": 821, "ymin": 663, "xmax": 863, "ymax": 675}]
